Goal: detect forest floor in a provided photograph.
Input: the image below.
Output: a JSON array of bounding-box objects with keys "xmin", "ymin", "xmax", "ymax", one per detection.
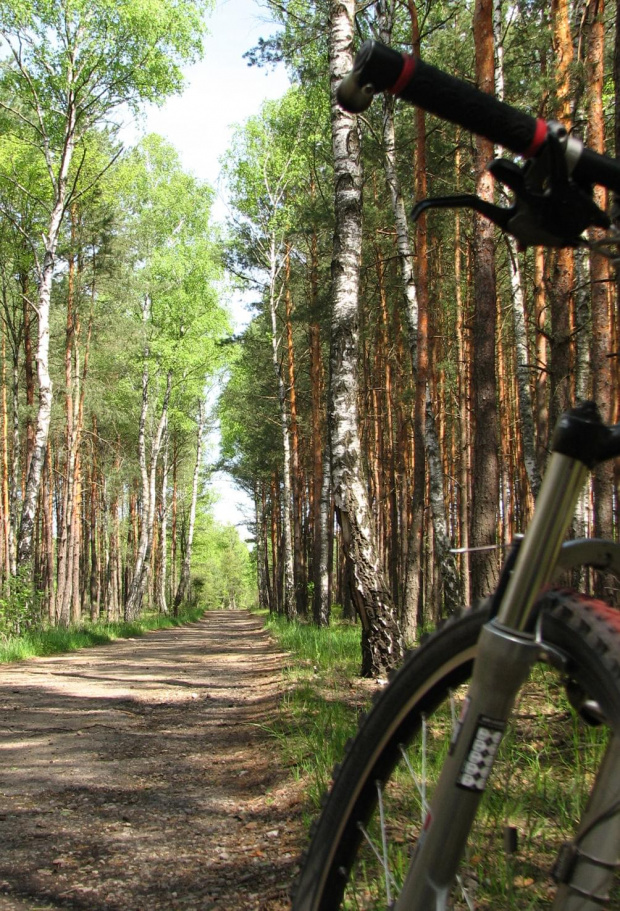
[{"xmin": 0, "ymin": 610, "xmax": 307, "ymax": 911}]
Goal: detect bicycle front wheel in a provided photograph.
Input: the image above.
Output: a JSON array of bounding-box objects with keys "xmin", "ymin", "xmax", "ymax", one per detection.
[{"xmin": 293, "ymin": 591, "xmax": 620, "ymax": 911}]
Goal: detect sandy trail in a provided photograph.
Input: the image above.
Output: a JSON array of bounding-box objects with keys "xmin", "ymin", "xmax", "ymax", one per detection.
[{"xmin": 0, "ymin": 610, "xmax": 304, "ymax": 910}]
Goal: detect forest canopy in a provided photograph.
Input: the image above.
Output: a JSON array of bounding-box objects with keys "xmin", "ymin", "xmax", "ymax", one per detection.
[
  {"xmin": 0, "ymin": 0, "xmax": 250, "ymax": 634},
  {"xmin": 219, "ymin": 0, "xmax": 619, "ymax": 675},
  {"xmin": 0, "ymin": 0, "xmax": 616, "ymax": 677}
]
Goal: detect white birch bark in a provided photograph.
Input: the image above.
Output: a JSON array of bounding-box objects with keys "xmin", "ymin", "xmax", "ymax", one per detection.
[
  {"xmin": 156, "ymin": 420, "xmax": 169, "ymax": 614},
  {"xmin": 18, "ymin": 76, "xmax": 77, "ymax": 565},
  {"xmin": 328, "ymin": 0, "xmax": 402, "ymax": 676},
  {"xmin": 174, "ymin": 402, "xmax": 206, "ymax": 611},
  {"xmin": 18, "ymin": 204, "xmax": 70, "ymax": 565},
  {"xmin": 315, "ymin": 447, "xmax": 332, "ymax": 626},
  {"xmin": 125, "ymin": 368, "xmax": 172, "ymax": 620},
  {"xmin": 267, "ymin": 234, "xmax": 296, "ymax": 619}
]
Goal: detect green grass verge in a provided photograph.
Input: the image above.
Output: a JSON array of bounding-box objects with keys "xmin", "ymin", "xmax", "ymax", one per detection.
[
  {"xmin": 0, "ymin": 604, "xmax": 207, "ymax": 664},
  {"xmin": 259, "ymin": 611, "xmax": 376, "ymax": 817}
]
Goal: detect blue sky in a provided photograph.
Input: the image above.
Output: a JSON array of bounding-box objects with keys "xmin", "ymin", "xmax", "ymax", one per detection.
[
  {"xmin": 140, "ymin": 0, "xmax": 290, "ymax": 537},
  {"xmin": 144, "ymin": 0, "xmax": 289, "ymax": 202}
]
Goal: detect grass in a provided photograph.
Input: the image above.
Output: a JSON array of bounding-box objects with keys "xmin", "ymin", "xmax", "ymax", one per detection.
[
  {"xmin": 257, "ymin": 610, "xmax": 376, "ymax": 814},
  {"xmin": 0, "ymin": 604, "xmax": 207, "ymax": 664},
  {"xmin": 259, "ymin": 612, "xmax": 618, "ymax": 908}
]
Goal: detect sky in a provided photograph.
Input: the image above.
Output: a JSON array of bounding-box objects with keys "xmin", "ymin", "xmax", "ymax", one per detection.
[{"xmin": 138, "ymin": 0, "xmax": 290, "ymax": 538}]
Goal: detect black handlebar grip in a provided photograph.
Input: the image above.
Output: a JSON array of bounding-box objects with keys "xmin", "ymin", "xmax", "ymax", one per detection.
[
  {"xmin": 339, "ymin": 39, "xmax": 620, "ymax": 194},
  {"xmin": 395, "ymin": 58, "xmax": 545, "ymax": 157},
  {"xmin": 339, "ymin": 40, "xmax": 546, "ymax": 157}
]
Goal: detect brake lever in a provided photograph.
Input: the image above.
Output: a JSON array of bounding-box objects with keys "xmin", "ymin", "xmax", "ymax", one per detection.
[
  {"xmin": 411, "ymin": 194, "xmax": 515, "ymax": 232},
  {"xmin": 411, "ymin": 127, "xmax": 610, "ymax": 250}
]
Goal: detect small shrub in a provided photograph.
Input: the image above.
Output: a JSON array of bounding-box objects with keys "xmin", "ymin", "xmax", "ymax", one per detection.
[{"xmin": 0, "ymin": 572, "xmax": 42, "ymax": 639}]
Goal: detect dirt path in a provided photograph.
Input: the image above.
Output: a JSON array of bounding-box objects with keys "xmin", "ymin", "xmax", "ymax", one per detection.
[{"xmin": 0, "ymin": 610, "xmax": 306, "ymax": 911}]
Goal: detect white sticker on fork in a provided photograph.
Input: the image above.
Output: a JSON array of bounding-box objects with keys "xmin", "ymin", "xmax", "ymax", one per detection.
[{"xmin": 457, "ymin": 716, "xmax": 505, "ymax": 792}]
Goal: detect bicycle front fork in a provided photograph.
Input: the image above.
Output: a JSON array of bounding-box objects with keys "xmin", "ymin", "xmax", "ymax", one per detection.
[
  {"xmin": 395, "ymin": 617, "xmax": 620, "ymax": 910},
  {"xmin": 395, "ymin": 445, "xmax": 619, "ymax": 910},
  {"xmin": 394, "ymin": 619, "xmax": 541, "ymax": 910}
]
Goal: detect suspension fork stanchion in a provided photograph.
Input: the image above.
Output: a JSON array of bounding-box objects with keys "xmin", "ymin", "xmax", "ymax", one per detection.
[
  {"xmin": 496, "ymin": 451, "xmax": 589, "ymax": 631},
  {"xmin": 394, "ymin": 623, "xmax": 542, "ymax": 910},
  {"xmin": 396, "ymin": 451, "xmax": 590, "ymax": 910}
]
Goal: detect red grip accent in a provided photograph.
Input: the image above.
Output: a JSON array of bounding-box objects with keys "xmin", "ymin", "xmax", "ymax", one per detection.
[
  {"xmin": 523, "ymin": 119, "xmax": 548, "ymax": 158},
  {"xmin": 388, "ymin": 54, "xmax": 417, "ymax": 97}
]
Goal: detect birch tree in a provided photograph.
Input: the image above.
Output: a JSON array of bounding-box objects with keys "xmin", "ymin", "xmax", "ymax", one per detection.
[
  {"xmin": 328, "ymin": 0, "xmax": 403, "ymax": 676},
  {"xmin": 0, "ymin": 0, "xmax": 211, "ymax": 567},
  {"xmin": 174, "ymin": 402, "xmax": 206, "ymax": 612},
  {"xmin": 224, "ymin": 93, "xmax": 313, "ymax": 621}
]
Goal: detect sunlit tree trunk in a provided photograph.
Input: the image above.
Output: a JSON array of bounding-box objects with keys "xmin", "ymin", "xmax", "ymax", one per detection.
[
  {"xmin": 494, "ymin": 1, "xmax": 541, "ymax": 504},
  {"xmin": 174, "ymin": 403, "xmax": 206, "ymax": 612},
  {"xmin": 125, "ymin": 361, "xmax": 172, "ymax": 621},
  {"xmin": 309, "ymin": 223, "xmax": 329, "ymax": 626},
  {"xmin": 284, "ymin": 248, "xmax": 305, "ymax": 616},
  {"xmin": 548, "ymin": 0, "xmax": 576, "ymax": 431},
  {"xmin": 328, "ymin": 0, "xmax": 403, "ymax": 676},
  {"xmin": 156, "ymin": 424, "xmax": 169, "ymax": 614},
  {"xmin": 470, "ymin": 0, "xmax": 500, "ymax": 599},
  {"xmin": 585, "ymin": 0, "xmax": 614, "ymax": 556},
  {"xmin": 268, "ymin": 234, "xmax": 296, "ymax": 620},
  {"xmin": 18, "ymin": 112, "xmax": 76, "ymax": 566}
]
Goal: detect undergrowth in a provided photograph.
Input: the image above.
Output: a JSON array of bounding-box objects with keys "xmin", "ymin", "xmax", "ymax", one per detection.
[
  {"xmin": 259, "ymin": 611, "xmax": 378, "ymax": 819},
  {"xmin": 0, "ymin": 604, "xmax": 206, "ymax": 664}
]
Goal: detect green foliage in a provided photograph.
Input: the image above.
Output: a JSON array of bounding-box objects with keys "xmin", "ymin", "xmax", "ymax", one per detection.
[
  {"xmin": 0, "ymin": 0, "xmax": 211, "ymax": 122},
  {"xmin": 0, "ymin": 603, "xmax": 206, "ymax": 663},
  {"xmin": 218, "ymin": 315, "xmax": 283, "ymax": 487},
  {"xmin": 191, "ymin": 513, "xmax": 254, "ymax": 610},
  {"xmin": 116, "ymin": 133, "xmax": 229, "ymax": 392},
  {"xmin": 0, "ymin": 570, "xmax": 41, "ymax": 638}
]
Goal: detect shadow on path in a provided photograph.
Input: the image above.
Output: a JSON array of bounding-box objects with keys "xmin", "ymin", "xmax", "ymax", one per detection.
[{"xmin": 0, "ymin": 610, "xmax": 304, "ymax": 911}]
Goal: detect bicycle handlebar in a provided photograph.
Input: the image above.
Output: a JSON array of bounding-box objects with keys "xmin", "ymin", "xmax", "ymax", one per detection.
[{"xmin": 338, "ymin": 40, "xmax": 620, "ymax": 195}]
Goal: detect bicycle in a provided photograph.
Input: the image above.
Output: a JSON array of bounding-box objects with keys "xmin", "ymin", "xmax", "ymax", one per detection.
[{"xmin": 293, "ymin": 40, "xmax": 620, "ymax": 911}]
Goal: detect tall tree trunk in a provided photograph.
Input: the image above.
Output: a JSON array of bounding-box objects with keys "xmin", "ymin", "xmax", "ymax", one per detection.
[
  {"xmin": 18, "ymin": 113, "xmax": 76, "ymax": 566},
  {"xmin": 534, "ymin": 247, "xmax": 549, "ymax": 469},
  {"xmin": 470, "ymin": 0, "xmax": 500, "ymax": 599},
  {"xmin": 174, "ymin": 403, "xmax": 206, "ymax": 612},
  {"xmin": 316, "ymin": 447, "xmax": 332, "ymax": 626},
  {"xmin": 56, "ymin": 241, "xmax": 78, "ymax": 625},
  {"xmin": 494, "ymin": 0, "xmax": 541, "ymax": 503},
  {"xmin": 22, "ymin": 271, "xmax": 35, "ymax": 483},
  {"xmin": 156, "ymin": 424, "xmax": 169, "ymax": 614},
  {"xmin": 43, "ymin": 442, "xmax": 54, "ymax": 621},
  {"xmin": 268, "ymin": 234, "xmax": 296, "ymax": 620},
  {"xmin": 328, "ymin": 0, "xmax": 403, "ymax": 676},
  {"xmin": 455, "ymin": 198, "xmax": 472, "ymax": 604},
  {"xmin": 89, "ymin": 421, "xmax": 101, "ymax": 621},
  {"xmin": 171, "ymin": 436, "xmax": 178, "ymax": 603},
  {"xmin": 381, "ymin": 0, "xmax": 463, "ymax": 630},
  {"xmin": 284, "ymin": 249, "xmax": 305, "ymax": 616},
  {"xmin": 1, "ymin": 331, "xmax": 10, "ymax": 582},
  {"xmin": 257, "ymin": 482, "xmax": 273, "ymax": 612},
  {"xmin": 125, "ymin": 368, "xmax": 172, "ymax": 620},
  {"xmin": 585, "ymin": 1, "xmax": 614, "ymax": 560},
  {"xmin": 309, "ymin": 223, "xmax": 328, "ymax": 626},
  {"xmin": 548, "ymin": 0, "xmax": 576, "ymax": 431}
]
